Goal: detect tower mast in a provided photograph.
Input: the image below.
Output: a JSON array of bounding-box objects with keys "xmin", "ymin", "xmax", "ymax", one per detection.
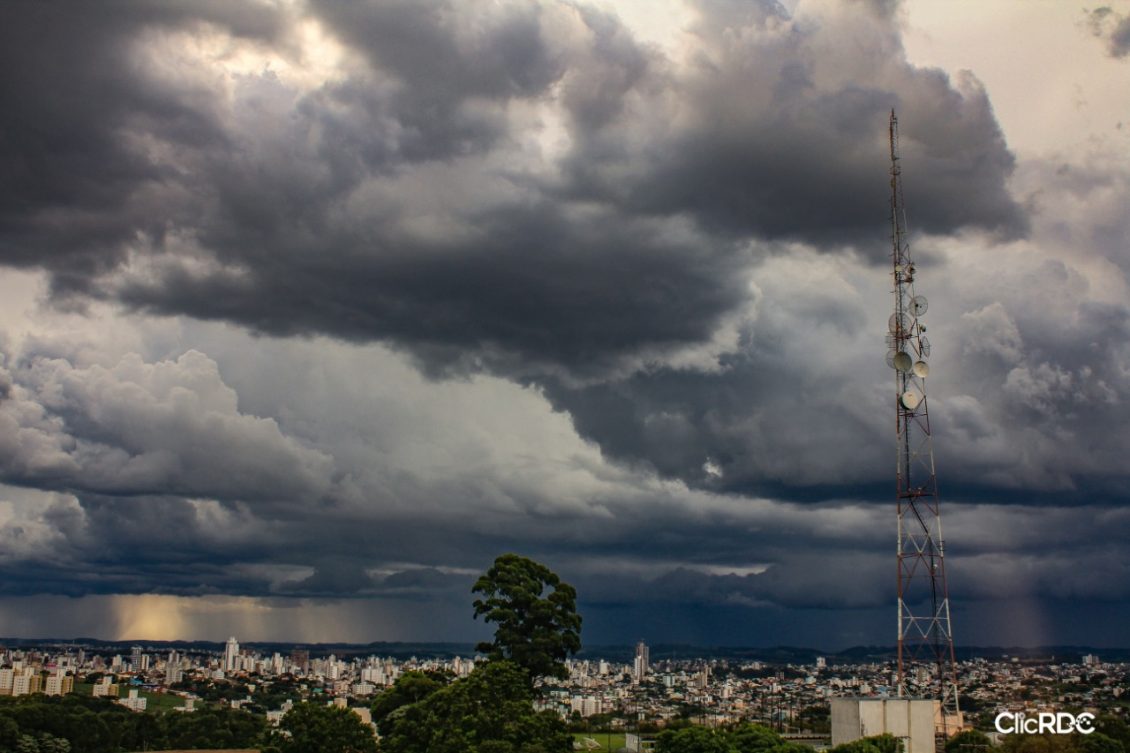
[{"xmin": 887, "ymin": 110, "xmax": 961, "ymax": 736}]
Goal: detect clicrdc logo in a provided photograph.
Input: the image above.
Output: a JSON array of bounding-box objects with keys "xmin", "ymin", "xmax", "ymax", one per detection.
[{"xmin": 995, "ymin": 712, "xmax": 1096, "ymax": 735}]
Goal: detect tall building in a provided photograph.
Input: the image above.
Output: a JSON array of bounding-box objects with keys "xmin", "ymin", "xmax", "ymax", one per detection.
[
  {"xmin": 166, "ymin": 651, "xmax": 182, "ymax": 685},
  {"xmin": 45, "ymin": 673, "xmax": 74, "ymax": 696},
  {"xmin": 130, "ymin": 646, "xmax": 143, "ymax": 672},
  {"xmin": 120, "ymin": 688, "xmax": 147, "ymax": 712},
  {"xmin": 290, "ymin": 649, "xmax": 309, "ymax": 674},
  {"xmin": 92, "ymin": 676, "xmax": 119, "ymax": 698},
  {"xmin": 224, "ymin": 637, "xmax": 240, "ymax": 673},
  {"xmin": 633, "ymin": 640, "xmax": 649, "ymax": 682}
]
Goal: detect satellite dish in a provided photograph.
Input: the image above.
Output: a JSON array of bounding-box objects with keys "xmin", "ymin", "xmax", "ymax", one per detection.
[
  {"xmin": 920, "ymin": 336, "xmax": 931, "ymax": 358},
  {"xmin": 900, "ymin": 391, "xmax": 920, "ymax": 410},
  {"xmin": 910, "ymin": 296, "xmax": 928, "ymax": 317},
  {"xmin": 893, "ymin": 352, "xmax": 913, "ymax": 372},
  {"xmin": 886, "ymin": 349, "xmax": 897, "ymax": 368},
  {"xmin": 888, "ymin": 313, "xmax": 910, "ymax": 333},
  {"xmin": 885, "ymin": 334, "xmax": 896, "ymax": 347},
  {"xmin": 912, "ymin": 360, "xmax": 930, "ymax": 378}
]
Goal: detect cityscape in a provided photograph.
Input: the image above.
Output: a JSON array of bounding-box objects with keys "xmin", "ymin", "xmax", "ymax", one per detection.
[{"xmin": 1, "ymin": 637, "xmax": 1127, "ymax": 739}]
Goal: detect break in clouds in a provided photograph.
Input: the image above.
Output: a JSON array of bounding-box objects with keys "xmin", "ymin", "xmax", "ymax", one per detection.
[{"xmin": 0, "ymin": 0, "xmax": 1128, "ymax": 646}]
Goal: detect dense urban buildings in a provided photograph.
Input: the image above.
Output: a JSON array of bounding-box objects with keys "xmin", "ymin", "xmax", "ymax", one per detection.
[{"xmin": 0, "ymin": 638, "xmax": 1124, "ymax": 744}]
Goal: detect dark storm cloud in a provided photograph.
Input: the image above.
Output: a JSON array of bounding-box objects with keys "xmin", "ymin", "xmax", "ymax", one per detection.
[
  {"xmin": 0, "ymin": 0, "xmax": 287, "ymax": 292},
  {"xmin": 0, "ymin": 0, "xmax": 1022, "ymax": 381},
  {"xmin": 1086, "ymin": 7, "xmax": 1130, "ymax": 58},
  {"xmin": 556, "ymin": 0, "xmax": 1024, "ymax": 249},
  {"xmin": 5, "ymin": 0, "xmax": 1118, "ymax": 644}
]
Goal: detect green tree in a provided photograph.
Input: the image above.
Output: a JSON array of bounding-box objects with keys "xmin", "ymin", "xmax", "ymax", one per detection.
[
  {"xmin": 731, "ymin": 724, "xmax": 811, "ymax": 753},
  {"xmin": 830, "ymin": 734, "xmax": 903, "ymax": 753},
  {"xmin": 371, "ymin": 671, "xmax": 447, "ymax": 733},
  {"xmin": 1097, "ymin": 718, "xmax": 1130, "ymax": 752},
  {"xmin": 272, "ymin": 702, "xmax": 378, "ymax": 753},
  {"xmin": 471, "ymin": 553, "xmax": 581, "ymax": 681},
  {"xmin": 947, "ymin": 730, "xmax": 993, "ymax": 753},
  {"xmin": 655, "ymin": 726, "xmax": 734, "ymax": 753},
  {"xmin": 1081, "ymin": 733, "xmax": 1125, "ymax": 753},
  {"xmin": 379, "ymin": 660, "xmax": 571, "ymax": 753}
]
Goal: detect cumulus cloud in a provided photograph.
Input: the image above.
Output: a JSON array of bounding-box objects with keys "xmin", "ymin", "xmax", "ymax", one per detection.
[{"xmin": 0, "ymin": 348, "xmax": 334, "ymax": 501}]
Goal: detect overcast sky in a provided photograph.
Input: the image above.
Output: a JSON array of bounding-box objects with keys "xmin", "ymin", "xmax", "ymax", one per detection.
[{"xmin": 1, "ymin": 0, "xmax": 1129, "ymax": 649}]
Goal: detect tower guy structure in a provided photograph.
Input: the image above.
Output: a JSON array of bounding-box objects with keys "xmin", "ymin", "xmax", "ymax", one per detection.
[{"xmin": 887, "ymin": 110, "xmax": 961, "ymax": 735}]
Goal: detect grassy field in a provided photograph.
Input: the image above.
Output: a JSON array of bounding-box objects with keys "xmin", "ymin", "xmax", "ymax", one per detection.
[{"xmin": 571, "ymin": 732, "xmax": 626, "ymax": 751}]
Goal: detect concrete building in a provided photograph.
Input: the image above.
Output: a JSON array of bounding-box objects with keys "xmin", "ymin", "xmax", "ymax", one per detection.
[
  {"xmin": 11, "ymin": 670, "xmax": 40, "ymax": 696},
  {"xmin": 120, "ymin": 688, "xmax": 147, "ymax": 712},
  {"xmin": 633, "ymin": 641, "xmax": 649, "ymax": 683},
  {"xmin": 830, "ymin": 697, "xmax": 937, "ymax": 753},
  {"xmin": 224, "ymin": 636, "xmax": 240, "ymax": 672},
  {"xmin": 44, "ymin": 673, "xmax": 74, "ymax": 696},
  {"xmin": 92, "ymin": 676, "xmax": 119, "ymax": 698}
]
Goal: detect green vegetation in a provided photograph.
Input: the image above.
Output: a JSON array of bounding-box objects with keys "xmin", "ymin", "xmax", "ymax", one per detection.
[
  {"xmin": 370, "ymin": 671, "xmax": 448, "ymax": 735},
  {"xmin": 655, "ymin": 723, "xmax": 816, "ymax": 753},
  {"xmin": 827, "ymin": 733, "xmax": 901, "ymax": 753},
  {"xmin": 365, "ymin": 554, "xmax": 578, "ymax": 752},
  {"xmin": 379, "ymin": 660, "xmax": 572, "ymax": 753},
  {"xmin": 0, "ymin": 694, "xmax": 264, "ymax": 753},
  {"xmin": 266, "ymin": 701, "xmax": 377, "ymax": 753},
  {"xmin": 472, "ymin": 553, "xmax": 582, "ymax": 681}
]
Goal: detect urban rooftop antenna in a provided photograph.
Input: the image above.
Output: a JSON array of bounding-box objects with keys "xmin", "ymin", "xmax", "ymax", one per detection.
[{"xmin": 887, "ymin": 110, "xmax": 962, "ymax": 736}]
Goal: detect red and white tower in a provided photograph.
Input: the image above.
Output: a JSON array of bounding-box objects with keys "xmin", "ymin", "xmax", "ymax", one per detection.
[{"xmin": 887, "ymin": 110, "xmax": 961, "ymax": 734}]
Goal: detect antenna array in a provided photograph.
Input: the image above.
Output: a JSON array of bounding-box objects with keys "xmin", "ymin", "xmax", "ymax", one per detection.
[{"xmin": 887, "ymin": 110, "xmax": 962, "ymax": 736}]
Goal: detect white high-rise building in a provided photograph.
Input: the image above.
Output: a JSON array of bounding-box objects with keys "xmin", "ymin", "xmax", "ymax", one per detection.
[
  {"xmin": 224, "ymin": 637, "xmax": 240, "ymax": 672},
  {"xmin": 120, "ymin": 688, "xmax": 148, "ymax": 712},
  {"xmin": 166, "ymin": 651, "xmax": 182, "ymax": 685}
]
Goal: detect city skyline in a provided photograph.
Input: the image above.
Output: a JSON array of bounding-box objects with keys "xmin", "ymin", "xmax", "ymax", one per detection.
[{"xmin": 1, "ymin": 0, "xmax": 1129, "ymax": 647}]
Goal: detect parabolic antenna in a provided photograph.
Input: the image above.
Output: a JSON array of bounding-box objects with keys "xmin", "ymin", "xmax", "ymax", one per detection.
[
  {"xmin": 886, "ymin": 349, "xmax": 897, "ymax": 368},
  {"xmin": 920, "ymin": 336, "xmax": 931, "ymax": 358},
  {"xmin": 893, "ymin": 352, "xmax": 913, "ymax": 372},
  {"xmin": 889, "ymin": 312, "xmax": 910, "ymax": 333},
  {"xmin": 910, "ymin": 295, "xmax": 928, "ymax": 317},
  {"xmin": 900, "ymin": 390, "xmax": 920, "ymax": 410},
  {"xmin": 885, "ymin": 334, "xmax": 896, "ymax": 347},
  {"xmin": 912, "ymin": 360, "xmax": 930, "ymax": 378}
]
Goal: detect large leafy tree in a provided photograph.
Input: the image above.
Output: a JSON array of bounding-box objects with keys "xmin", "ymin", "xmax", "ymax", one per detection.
[
  {"xmin": 656, "ymin": 726, "xmax": 734, "ymax": 753},
  {"xmin": 272, "ymin": 702, "xmax": 378, "ymax": 753},
  {"xmin": 371, "ymin": 671, "xmax": 448, "ymax": 735},
  {"xmin": 946, "ymin": 730, "xmax": 993, "ymax": 753},
  {"xmin": 471, "ymin": 553, "xmax": 582, "ymax": 680},
  {"xmin": 379, "ymin": 660, "xmax": 571, "ymax": 753}
]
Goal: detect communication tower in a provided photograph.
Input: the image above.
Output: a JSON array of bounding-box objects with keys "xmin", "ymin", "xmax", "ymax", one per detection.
[{"xmin": 886, "ymin": 110, "xmax": 961, "ymax": 735}]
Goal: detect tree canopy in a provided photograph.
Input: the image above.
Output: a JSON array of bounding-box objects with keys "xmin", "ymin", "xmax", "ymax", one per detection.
[
  {"xmin": 370, "ymin": 670, "xmax": 448, "ymax": 735},
  {"xmin": 271, "ymin": 702, "xmax": 378, "ymax": 753},
  {"xmin": 471, "ymin": 553, "xmax": 582, "ymax": 680},
  {"xmin": 378, "ymin": 660, "xmax": 572, "ymax": 753}
]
